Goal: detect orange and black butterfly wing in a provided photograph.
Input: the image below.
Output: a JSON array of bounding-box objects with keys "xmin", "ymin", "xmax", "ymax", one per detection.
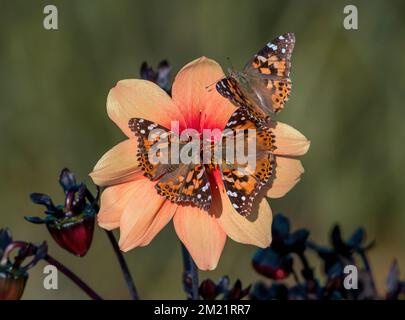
[
  {"xmin": 129, "ymin": 118, "xmax": 212, "ymax": 211},
  {"xmin": 245, "ymin": 33, "xmax": 295, "ymax": 78},
  {"xmin": 129, "ymin": 118, "xmax": 174, "ymax": 180},
  {"xmin": 220, "ymin": 108, "xmax": 275, "ymax": 216},
  {"xmin": 156, "ymin": 163, "xmax": 212, "ymax": 211},
  {"xmin": 221, "ymin": 151, "xmax": 274, "ymax": 216},
  {"xmin": 244, "ymin": 33, "xmax": 295, "ymax": 114}
]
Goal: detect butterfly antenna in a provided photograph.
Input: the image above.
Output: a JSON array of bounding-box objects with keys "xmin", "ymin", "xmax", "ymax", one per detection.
[
  {"xmin": 204, "ymin": 57, "xmax": 234, "ymax": 91},
  {"xmin": 205, "ymin": 76, "xmax": 225, "ymax": 92}
]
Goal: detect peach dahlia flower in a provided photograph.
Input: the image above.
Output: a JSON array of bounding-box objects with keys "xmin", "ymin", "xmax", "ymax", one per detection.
[{"xmin": 89, "ymin": 57, "xmax": 310, "ymax": 270}]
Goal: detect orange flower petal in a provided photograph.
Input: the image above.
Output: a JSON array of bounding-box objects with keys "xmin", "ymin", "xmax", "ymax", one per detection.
[
  {"xmin": 173, "ymin": 206, "xmax": 227, "ymax": 271},
  {"xmin": 211, "ymin": 170, "xmax": 272, "ymax": 248},
  {"xmin": 98, "ymin": 179, "xmax": 144, "ymax": 230},
  {"xmin": 118, "ymin": 179, "xmax": 167, "ymax": 251},
  {"xmin": 89, "ymin": 138, "xmax": 143, "ymax": 187},
  {"xmin": 136, "ymin": 201, "xmax": 178, "ymax": 247},
  {"xmin": 267, "ymin": 156, "xmax": 305, "ymax": 198},
  {"xmin": 272, "ymin": 121, "xmax": 310, "ymax": 156},
  {"xmin": 172, "ymin": 57, "xmax": 236, "ymax": 131},
  {"xmin": 107, "ymin": 79, "xmax": 188, "ymax": 137}
]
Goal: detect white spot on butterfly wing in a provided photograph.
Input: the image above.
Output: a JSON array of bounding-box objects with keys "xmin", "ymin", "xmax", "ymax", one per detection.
[
  {"xmin": 202, "ymin": 183, "xmax": 210, "ymax": 192},
  {"xmin": 147, "ymin": 123, "xmax": 158, "ymax": 130},
  {"xmin": 227, "ymin": 190, "xmax": 238, "ymax": 198},
  {"xmin": 267, "ymin": 44, "xmax": 277, "ymax": 51}
]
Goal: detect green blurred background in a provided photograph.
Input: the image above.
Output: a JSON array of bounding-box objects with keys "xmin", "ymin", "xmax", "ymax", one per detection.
[{"xmin": 1, "ymin": 0, "xmax": 404, "ymax": 299}]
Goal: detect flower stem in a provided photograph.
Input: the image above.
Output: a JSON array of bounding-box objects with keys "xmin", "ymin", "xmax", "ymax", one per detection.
[
  {"xmin": 86, "ymin": 188, "xmax": 139, "ymax": 300},
  {"xmin": 105, "ymin": 230, "xmax": 140, "ymax": 300},
  {"xmin": 43, "ymin": 254, "xmax": 103, "ymax": 300},
  {"xmin": 297, "ymin": 252, "xmax": 314, "ymax": 280},
  {"xmin": 181, "ymin": 243, "xmax": 199, "ymax": 300}
]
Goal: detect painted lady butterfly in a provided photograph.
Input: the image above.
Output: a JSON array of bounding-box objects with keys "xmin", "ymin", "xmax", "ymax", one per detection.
[
  {"xmin": 129, "ymin": 107, "xmax": 275, "ymax": 216},
  {"xmin": 219, "ymin": 108, "xmax": 275, "ymax": 215},
  {"xmin": 216, "ymin": 33, "xmax": 295, "ymax": 117}
]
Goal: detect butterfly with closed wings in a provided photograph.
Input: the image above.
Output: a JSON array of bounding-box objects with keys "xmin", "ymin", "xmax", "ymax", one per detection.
[{"xmin": 216, "ymin": 33, "xmax": 295, "ymax": 118}]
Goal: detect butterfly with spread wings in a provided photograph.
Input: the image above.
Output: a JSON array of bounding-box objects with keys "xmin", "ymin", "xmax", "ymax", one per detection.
[
  {"xmin": 129, "ymin": 107, "xmax": 275, "ymax": 216},
  {"xmin": 219, "ymin": 108, "xmax": 275, "ymax": 215},
  {"xmin": 216, "ymin": 33, "xmax": 295, "ymax": 118},
  {"xmin": 129, "ymin": 118, "xmax": 212, "ymax": 211}
]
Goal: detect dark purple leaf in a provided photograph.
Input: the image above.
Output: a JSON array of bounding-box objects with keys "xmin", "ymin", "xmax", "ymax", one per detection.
[
  {"xmin": 59, "ymin": 168, "xmax": 77, "ymax": 192},
  {"xmin": 30, "ymin": 193, "xmax": 56, "ymax": 212},
  {"xmin": 387, "ymin": 259, "xmax": 400, "ymax": 299},
  {"xmin": 156, "ymin": 60, "xmax": 171, "ymax": 92},
  {"xmin": 347, "ymin": 228, "xmax": 365, "ymax": 249},
  {"xmin": 24, "ymin": 216, "xmax": 46, "ymax": 224},
  {"xmin": 0, "ymin": 228, "xmax": 13, "ymax": 253},
  {"xmin": 272, "ymin": 214, "xmax": 290, "ymax": 241},
  {"xmin": 140, "ymin": 62, "xmax": 156, "ymax": 82},
  {"xmin": 216, "ymin": 276, "xmax": 230, "ymax": 294},
  {"xmin": 285, "ymin": 229, "xmax": 309, "ymax": 253}
]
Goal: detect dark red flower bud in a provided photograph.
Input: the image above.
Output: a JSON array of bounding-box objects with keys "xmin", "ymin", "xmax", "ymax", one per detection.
[
  {"xmin": 0, "ymin": 230, "xmax": 47, "ymax": 300},
  {"xmin": 199, "ymin": 279, "xmax": 218, "ymax": 300},
  {"xmin": 26, "ymin": 168, "xmax": 98, "ymax": 257},
  {"xmin": 47, "ymin": 213, "xmax": 95, "ymax": 257},
  {"xmin": 252, "ymin": 248, "xmax": 293, "ymax": 280},
  {"xmin": 0, "ymin": 269, "xmax": 27, "ymax": 300}
]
